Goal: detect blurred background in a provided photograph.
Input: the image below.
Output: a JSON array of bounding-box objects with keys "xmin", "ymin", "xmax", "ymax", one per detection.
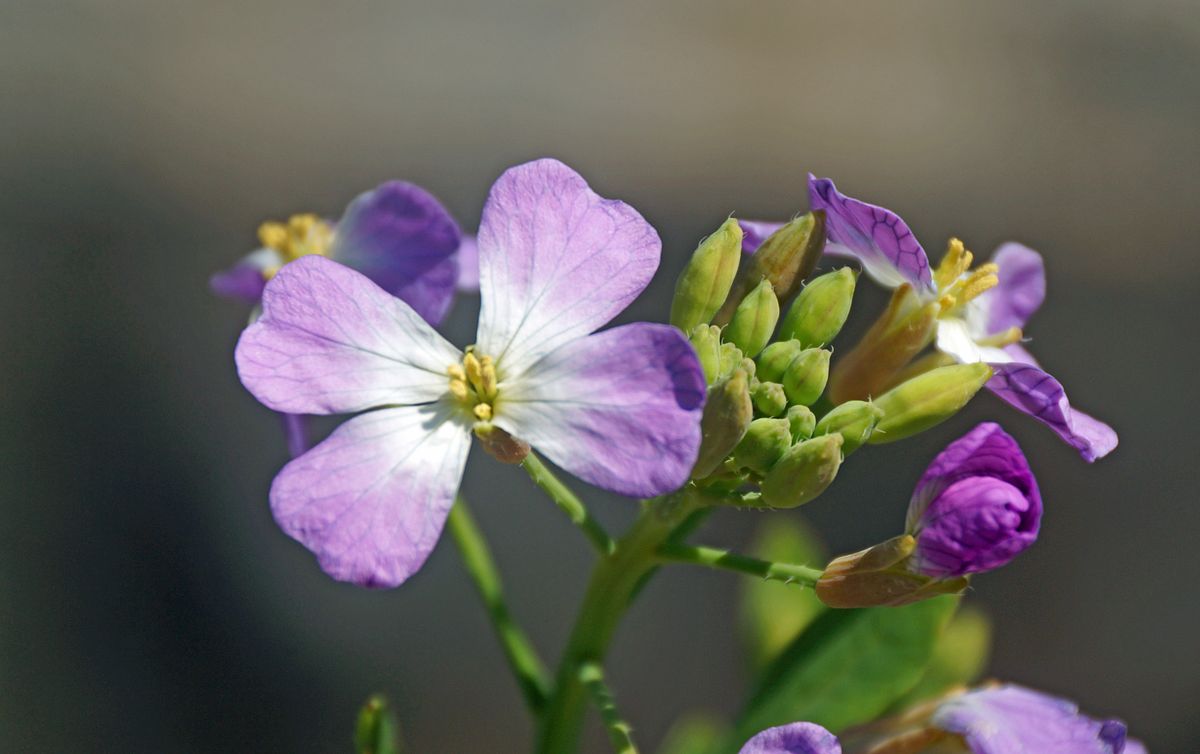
[{"xmin": 2, "ymin": 1, "xmax": 1197, "ymax": 751}]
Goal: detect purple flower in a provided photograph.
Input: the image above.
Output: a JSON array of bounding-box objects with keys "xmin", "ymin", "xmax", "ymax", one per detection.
[
  {"xmin": 906, "ymin": 422, "xmax": 1041, "ymax": 579},
  {"xmin": 234, "ymin": 159, "xmax": 706, "ymax": 587},
  {"xmin": 739, "ymin": 723, "xmax": 841, "ymax": 754},
  {"xmin": 932, "ymin": 685, "xmax": 1138, "ymax": 754}
]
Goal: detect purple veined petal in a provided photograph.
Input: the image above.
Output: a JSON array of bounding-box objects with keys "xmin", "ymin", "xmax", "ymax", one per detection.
[
  {"xmin": 932, "ymin": 685, "xmax": 1130, "ymax": 754},
  {"xmin": 987, "ymin": 363, "xmax": 1118, "ymax": 462},
  {"xmin": 475, "ymin": 159, "xmax": 661, "ymax": 377},
  {"xmin": 330, "ymin": 181, "xmax": 462, "ymax": 326},
  {"xmin": 270, "ymin": 403, "xmax": 472, "ymax": 588},
  {"xmin": 807, "ymin": 175, "xmax": 935, "ymax": 296},
  {"xmin": 235, "ymin": 256, "xmax": 461, "ymax": 415},
  {"xmin": 907, "ymin": 422, "xmax": 1039, "ymax": 531},
  {"xmin": 738, "ymin": 723, "xmax": 842, "ymax": 754},
  {"xmin": 209, "ymin": 247, "xmax": 282, "ymax": 304},
  {"xmin": 984, "ymin": 242, "xmax": 1046, "ymax": 333},
  {"xmin": 455, "ymin": 233, "xmax": 480, "ymax": 292},
  {"xmin": 494, "ymin": 322, "xmax": 706, "ymax": 498}
]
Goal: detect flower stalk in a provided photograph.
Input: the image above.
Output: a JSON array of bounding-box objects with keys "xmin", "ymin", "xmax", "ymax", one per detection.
[{"xmin": 521, "ymin": 452, "xmax": 615, "ymax": 555}]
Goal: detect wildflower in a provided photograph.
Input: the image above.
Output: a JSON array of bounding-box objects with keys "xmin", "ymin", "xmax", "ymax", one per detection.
[
  {"xmin": 235, "ymin": 159, "xmax": 706, "ymax": 587},
  {"xmin": 739, "ymin": 722, "xmax": 841, "ymax": 754}
]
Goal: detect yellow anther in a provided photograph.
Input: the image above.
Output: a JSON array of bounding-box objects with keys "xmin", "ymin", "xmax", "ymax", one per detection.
[
  {"xmin": 934, "ymin": 238, "xmax": 974, "ymax": 291},
  {"xmin": 937, "ymin": 292, "xmax": 958, "ymax": 312},
  {"xmin": 473, "ymin": 403, "xmax": 493, "ymax": 421},
  {"xmin": 956, "ymin": 265, "xmax": 999, "ymax": 304},
  {"xmin": 258, "ymin": 222, "xmax": 289, "ymax": 252},
  {"xmin": 478, "ymin": 355, "xmax": 498, "ymax": 399},
  {"xmin": 978, "ymin": 326, "xmax": 1023, "ymax": 348},
  {"xmin": 449, "ymin": 379, "xmax": 470, "ymax": 402},
  {"xmin": 463, "ymin": 352, "xmax": 483, "ymax": 386},
  {"xmin": 447, "ymin": 364, "xmax": 467, "ymax": 382}
]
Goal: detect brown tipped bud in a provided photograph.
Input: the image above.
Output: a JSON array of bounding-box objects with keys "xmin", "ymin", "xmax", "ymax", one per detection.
[
  {"xmin": 815, "ymin": 535, "xmax": 969, "ymax": 609},
  {"xmin": 475, "ymin": 424, "xmax": 531, "ymax": 464}
]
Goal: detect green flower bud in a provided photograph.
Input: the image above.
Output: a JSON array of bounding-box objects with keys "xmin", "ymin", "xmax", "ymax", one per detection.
[
  {"xmin": 759, "ymin": 433, "xmax": 843, "ymax": 508},
  {"xmin": 688, "ymin": 324, "xmax": 722, "ymax": 384},
  {"xmin": 733, "ymin": 418, "xmax": 793, "ymax": 475},
  {"xmin": 752, "ymin": 381, "xmax": 788, "ymax": 417},
  {"xmin": 782, "ymin": 348, "xmax": 831, "ymax": 406},
  {"xmin": 815, "ymin": 399, "xmax": 884, "ymax": 455},
  {"xmin": 724, "ymin": 279, "xmax": 779, "ymax": 358},
  {"xmin": 870, "ymin": 363, "xmax": 993, "ymax": 444},
  {"xmin": 691, "ymin": 368, "xmax": 754, "ymax": 479},
  {"xmin": 779, "ymin": 267, "xmax": 857, "ymax": 348},
  {"xmin": 755, "ymin": 339, "xmax": 806, "ymax": 383},
  {"xmin": 786, "ymin": 405, "xmax": 817, "ymax": 441},
  {"xmin": 814, "ymin": 535, "xmax": 969, "ymax": 608},
  {"xmin": 717, "ymin": 342, "xmax": 746, "ymax": 379},
  {"xmin": 670, "ymin": 218, "xmax": 744, "ymax": 332},
  {"xmin": 355, "ymin": 694, "xmax": 401, "ymax": 754},
  {"xmin": 714, "ymin": 212, "xmax": 826, "ymax": 325}
]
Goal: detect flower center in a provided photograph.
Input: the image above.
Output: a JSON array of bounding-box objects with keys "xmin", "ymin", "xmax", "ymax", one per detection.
[
  {"xmin": 448, "ymin": 348, "xmax": 499, "ymax": 422},
  {"xmin": 258, "ymin": 213, "xmax": 335, "ymax": 279},
  {"xmin": 933, "ymin": 238, "xmax": 1000, "ymax": 316}
]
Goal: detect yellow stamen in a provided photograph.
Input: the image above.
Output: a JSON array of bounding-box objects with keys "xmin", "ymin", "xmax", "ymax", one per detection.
[
  {"xmin": 258, "ymin": 222, "xmax": 289, "ymax": 251},
  {"xmin": 473, "ymin": 403, "xmax": 493, "ymax": 421},
  {"xmin": 447, "ymin": 364, "xmax": 467, "ymax": 382},
  {"xmin": 255, "ymin": 213, "xmax": 334, "ymax": 275},
  {"xmin": 956, "ymin": 264, "xmax": 999, "ymax": 304},
  {"xmin": 977, "ymin": 326, "xmax": 1023, "ymax": 348},
  {"xmin": 464, "ymin": 352, "xmax": 483, "ymax": 386},
  {"xmin": 934, "ymin": 238, "xmax": 973, "ymax": 291},
  {"xmin": 478, "ymin": 355, "xmax": 498, "ymax": 399},
  {"xmin": 449, "ymin": 379, "xmax": 469, "ymax": 402},
  {"xmin": 937, "ymin": 292, "xmax": 957, "ymax": 313}
]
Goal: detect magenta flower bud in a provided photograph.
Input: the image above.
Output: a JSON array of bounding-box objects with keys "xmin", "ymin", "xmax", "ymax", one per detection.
[{"xmin": 906, "ymin": 422, "xmax": 1041, "ymax": 579}]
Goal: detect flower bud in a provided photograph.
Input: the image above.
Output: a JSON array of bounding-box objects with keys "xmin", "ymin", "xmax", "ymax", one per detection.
[
  {"xmin": 692, "ymin": 368, "xmax": 755, "ymax": 479},
  {"xmin": 759, "ymin": 434, "xmax": 843, "ymax": 508},
  {"xmin": 718, "ymin": 342, "xmax": 747, "ymax": 379},
  {"xmin": 475, "ymin": 424, "xmax": 531, "ymax": 464},
  {"xmin": 355, "ymin": 694, "xmax": 401, "ymax": 754},
  {"xmin": 755, "ymin": 339, "xmax": 806, "ymax": 383},
  {"xmin": 815, "ymin": 399, "xmax": 884, "ymax": 455},
  {"xmin": 782, "ymin": 348, "xmax": 831, "ymax": 406},
  {"xmin": 670, "ymin": 218, "xmax": 744, "ymax": 333},
  {"xmin": 688, "ymin": 324, "xmax": 722, "ymax": 384},
  {"xmin": 732, "ymin": 418, "xmax": 793, "ymax": 475},
  {"xmin": 714, "ymin": 211, "xmax": 826, "ymax": 325},
  {"xmin": 869, "ymin": 363, "xmax": 992, "ymax": 444},
  {"xmin": 752, "ymin": 381, "xmax": 788, "ymax": 417},
  {"xmin": 725, "ymin": 279, "xmax": 780, "ymax": 358},
  {"xmin": 779, "ymin": 267, "xmax": 857, "ymax": 348},
  {"xmin": 815, "ymin": 535, "xmax": 969, "ymax": 609},
  {"xmin": 785, "ymin": 405, "xmax": 816, "ymax": 441}
]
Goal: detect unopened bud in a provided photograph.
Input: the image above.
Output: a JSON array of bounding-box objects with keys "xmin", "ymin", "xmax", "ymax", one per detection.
[
  {"xmin": 670, "ymin": 218, "xmax": 744, "ymax": 333},
  {"xmin": 688, "ymin": 325, "xmax": 722, "ymax": 384},
  {"xmin": 692, "ymin": 369, "xmax": 754, "ymax": 479},
  {"xmin": 786, "ymin": 405, "xmax": 816, "ymax": 441},
  {"xmin": 755, "ymin": 339, "xmax": 805, "ymax": 383},
  {"xmin": 870, "ymin": 363, "xmax": 992, "ymax": 444},
  {"xmin": 815, "ymin": 535, "xmax": 968, "ymax": 608},
  {"xmin": 779, "ymin": 267, "xmax": 858, "ymax": 348},
  {"xmin": 815, "ymin": 400, "xmax": 884, "ymax": 455},
  {"xmin": 725, "ymin": 279, "xmax": 779, "ymax": 358},
  {"xmin": 475, "ymin": 424, "xmax": 531, "ymax": 464},
  {"xmin": 752, "ymin": 381, "xmax": 788, "ymax": 417},
  {"xmin": 760, "ymin": 433, "xmax": 843, "ymax": 508},
  {"xmin": 732, "ymin": 418, "xmax": 793, "ymax": 475},
  {"xmin": 828, "ymin": 284, "xmax": 939, "ymax": 403},
  {"xmin": 713, "ymin": 211, "xmax": 826, "ymax": 324},
  {"xmin": 355, "ymin": 694, "xmax": 401, "ymax": 754},
  {"xmin": 718, "ymin": 342, "xmax": 746, "ymax": 379},
  {"xmin": 782, "ymin": 348, "xmax": 831, "ymax": 406}
]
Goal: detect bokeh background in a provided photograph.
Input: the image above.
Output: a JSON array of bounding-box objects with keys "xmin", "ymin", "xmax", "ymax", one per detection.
[{"xmin": 3, "ymin": 1, "xmax": 1198, "ymax": 751}]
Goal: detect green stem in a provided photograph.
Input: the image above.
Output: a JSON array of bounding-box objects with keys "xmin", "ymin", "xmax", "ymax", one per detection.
[
  {"xmin": 657, "ymin": 544, "xmax": 823, "ymax": 587},
  {"xmin": 446, "ymin": 498, "xmax": 550, "ymax": 715},
  {"xmin": 536, "ymin": 489, "xmax": 708, "ymax": 754},
  {"xmin": 579, "ymin": 663, "xmax": 640, "ymax": 754},
  {"xmin": 522, "ymin": 452, "xmax": 615, "ymax": 555}
]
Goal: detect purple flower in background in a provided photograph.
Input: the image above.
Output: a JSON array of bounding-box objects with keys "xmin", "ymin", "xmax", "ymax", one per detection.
[
  {"xmin": 906, "ymin": 422, "xmax": 1041, "ymax": 578},
  {"xmin": 739, "ymin": 723, "xmax": 841, "ymax": 754},
  {"xmin": 234, "ymin": 159, "xmax": 706, "ymax": 587}
]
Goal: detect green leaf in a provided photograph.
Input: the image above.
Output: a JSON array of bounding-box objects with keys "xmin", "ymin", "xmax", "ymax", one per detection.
[
  {"xmin": 355, "ymin": 694, "xmax": 401, "ymax": 754},
  {"xmin": 723, "ymin": 595, "xmax": 959, "ymax": 751},
  {"xmin": 892, "ymin": 605, "xmax": 992, "ymax": 708},
  {"xmin": 738, "ymin": 517, "xmax": 827, "ymax": 671}
]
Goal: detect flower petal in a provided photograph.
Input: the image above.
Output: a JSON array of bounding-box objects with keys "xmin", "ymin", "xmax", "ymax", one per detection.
[
  {"xmin": 987, "ymin": 363, "xmax": 1118, "ymax": 462},
  {"xmin": 270, "ymin": 403, "xmax": 471, "ymax": 588},
  {"xmin": 495, "ymin": 323, "xmax": 706, "ymax": 497},
  {"xmin": 807, "ymin": 175, "xmax": 935, "ymax": 296},
  {"xmin": 937, "ymin": 318, "xmax": 1014, "ymax": 365},
  {"xmin": 984, "ymin": 242, "xmax": 1046, "ymax": 333},
  {"xmin": 330, "ymin": 181, "xmax": 462, "ymax": 325},
  {"xmin": 235, "ymin": 256, "xmax": 461, "ymax": 415},
  {"xmin": 475, "ymin": 159, "xmax": 661, "ymax": 376},
  {"xmin": 455, "ymin": 233, "xmax": 480, "ymax": 292},
  {"xmin": 209, "ymin": 248, "xmax": 282, "ymax": 304},
  {"xmin": 932, "ymin": 685, "xmax": 1129, "ymax": 754},
  {"xmin": 738, "ymin": 723, "xmax": 842, "ymax": 754}
]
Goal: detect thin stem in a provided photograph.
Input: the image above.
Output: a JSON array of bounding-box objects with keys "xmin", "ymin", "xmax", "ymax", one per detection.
[
  {"xmin": 657, "ymin": 544, "xmax": 824, "ymax": 587},
  {"xmin": 445, "ymin": 498, "xmax": 550, "ymax": 715},
  {"xmin": 521, "ymin": 452, "xmax": 614, "ymax": 555},
  {"xmin": 579, "ymin": 662, "xmax": 640, "ymax": 754}
]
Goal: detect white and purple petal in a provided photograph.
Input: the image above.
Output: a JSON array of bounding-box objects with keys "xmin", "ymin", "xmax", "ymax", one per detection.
[
  {"xmin": 988, "ymin": 363, "xmax": 1118, "ymax": 462},
  {"xmin": 235, "ymin": 256, "xmax": 461, "ymax": 415},
  {"xmin": 209, "ymin": 247, "xmax": 283, "ymax": 304},
  {"xmin": 330, "ymin": 181, "xmax": 462, "ymax": 325},
  {"xmin": 738, "ymin": 723, "xmax": 842, "ymax": 754},
  {"xmin": 495, "ymin": 323, "xmax": 706, "ymax": 497},
  {"xmin": 983, "ymin": 242, "xmax": 1046, "ymax": 333},
  {"xmin": 270, "ymin": 403, "xmax": 472, "ymax": 588},
  {"xmin": 932, "ymin": 685, "xmax": 1130, "ymax": 754},
  {"xmin": 475, "ymin": 159, "xmax": 661, "ymax": 376},
  {"xmin": 807, "ymin": 175, "xmax": 935, "ymax": 296},
  {"xmin": 455, "ymin": 233, "xmax": 480, "ymax": 292}
]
